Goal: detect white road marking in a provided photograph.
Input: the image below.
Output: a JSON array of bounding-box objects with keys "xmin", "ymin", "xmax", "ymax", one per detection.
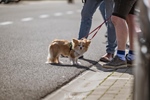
[
  {"xmin": 66, "ymin": 11, "xmax": 74, "ymax": 15},
  {"xmin": 54, "ymin": 12, "xmax": 63, "ymax": 16},
  {"xmin": 39, "ymin": 14, "xmax": 49, "ymax": 18},
  {"xmin": 21, "ymin": 17, "xmax": 33, "ymax": 22},
  {"xmin": 0, "ymin": 21, "xmax": 13, "ymax": 25},
  {"xmin": 0, "ymin": 9, "xmax": 81, "ymax": 26}
]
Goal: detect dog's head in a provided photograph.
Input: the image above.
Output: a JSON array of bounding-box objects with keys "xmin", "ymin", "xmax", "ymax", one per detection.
[{"xmin": 72, "ymin": 38, "xmax": 91, "ymax": 54}]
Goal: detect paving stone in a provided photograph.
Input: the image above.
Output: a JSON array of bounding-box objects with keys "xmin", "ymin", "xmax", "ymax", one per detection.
[{"xmin": 43, "ymin": 64, "xmax": 133, "ymax": 100}]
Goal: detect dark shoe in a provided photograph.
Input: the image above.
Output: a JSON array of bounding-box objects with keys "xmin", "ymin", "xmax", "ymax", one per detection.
[
  {"xmin": 125, "ymin": 54, "xmax": 133, "ymax": 67},
  {"xmin": 100, "ymin": 53, "xmax": 114, "ymax": 62},
  {"xmin": 102, "ymin": 55, "xmax": 127, "ymax": 69}
]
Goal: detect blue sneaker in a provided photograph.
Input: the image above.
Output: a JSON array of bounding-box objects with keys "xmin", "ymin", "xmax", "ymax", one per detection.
[{"xmin": 126, "ymin": 54, "xmax": 134, "ymax": 67}]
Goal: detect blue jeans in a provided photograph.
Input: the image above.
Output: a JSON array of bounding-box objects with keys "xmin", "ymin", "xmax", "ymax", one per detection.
[
  {"xmin": 103, "ymin": 0, "xmax": 117, "ymax": 54},
  {"xmin": 99, "ymin": 1, "xmax": 107, "ymax": 26},
  {"xmin": 78, "ymin": 0, "xmax": 103, "ymax": 39},
  {"xmin": 78, "ymin": 0, "xmax": 116, "ymax": 54}
]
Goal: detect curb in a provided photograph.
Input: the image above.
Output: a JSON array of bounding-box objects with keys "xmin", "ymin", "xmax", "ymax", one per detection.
[{"xmin": 41, "ymin": 61, "xmax": 133, "ymax": 100}]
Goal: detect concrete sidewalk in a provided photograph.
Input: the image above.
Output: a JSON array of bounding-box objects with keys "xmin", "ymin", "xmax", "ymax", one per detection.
[{"xmin": 42, "ymin": 61, "xmax": 134, "ymax": 100}]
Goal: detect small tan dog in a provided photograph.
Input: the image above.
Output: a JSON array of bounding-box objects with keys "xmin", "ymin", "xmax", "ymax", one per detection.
[{"xmin": 46, "ymin": 38, "xmax": 91, "ymax": 65}]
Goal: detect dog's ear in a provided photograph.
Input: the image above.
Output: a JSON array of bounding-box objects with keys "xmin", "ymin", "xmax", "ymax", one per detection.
[
  {"xmin": 72, "ymin": 38, "xmax": 78, "ymax": 44},
  {"xmin": 86, "ymin": 40, "xmax": 91, "ymax": 46}
]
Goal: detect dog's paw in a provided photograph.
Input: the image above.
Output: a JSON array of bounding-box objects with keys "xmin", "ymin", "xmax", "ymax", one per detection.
[
  {"xmin": 70, "ymin": 61, "xmax": 74, "ymax": 65},
  {"xmin": 70, "ymin": 61, "xmax": 81, "ymax": 65},
  {"xmin": 45, "ymin": 61, "xmax": 51, "ymax": 64},
  {"xmin": 58, "ymin": 61, "xmax": 64, "ymax": 65},
  {"xmin": 77, "ymin": 61, "xmax": 81, "ymax": 65},
  {"xmin": 45, "ymin": 61, "xmax": 64, "ymax": 65}
]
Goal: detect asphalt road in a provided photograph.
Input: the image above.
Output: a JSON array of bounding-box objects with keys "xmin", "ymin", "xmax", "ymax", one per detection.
[{"xmin": 0, "ymin": 1, "xmax": 107, "ymax": 100}]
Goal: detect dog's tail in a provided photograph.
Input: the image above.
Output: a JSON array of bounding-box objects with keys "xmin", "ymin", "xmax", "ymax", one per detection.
[
  {"xmin": 49, "ymin": 43, "xmax": 59, "ymax": 63},
  {"xmin": 45, "ymin": 44, "xmax": 52, "ymax": 64}
]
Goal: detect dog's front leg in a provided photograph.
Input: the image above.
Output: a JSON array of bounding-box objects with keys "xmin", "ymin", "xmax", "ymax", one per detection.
[
  {"xmin": 75, "ymin": 58, "xmax": 81, "ymax": 65},
  {"xmin": 69, "ymin": 57, "xmax": 76, "ymax": 65},
  {"xmin": 70, "ymin": 59, "xmax": 75, "ymax": 65},
  {"xmin": 70, "ymin": 58, "xmax": 81, "ymax": 65}
]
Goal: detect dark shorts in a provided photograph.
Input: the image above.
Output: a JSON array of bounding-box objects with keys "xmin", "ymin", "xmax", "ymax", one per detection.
[{"xmin": 112, "ymin": 0, "xmax": 137, "ymax": 19}]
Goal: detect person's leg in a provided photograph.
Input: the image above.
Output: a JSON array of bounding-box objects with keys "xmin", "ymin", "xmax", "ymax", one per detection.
[
  {"xmin": 126, "ymin": 14, "xmax": 136, "ymax": 66},
  {"xmin": 105, "ymin": 0, "xmax": 116, "ymax": 54},
  {"xmin": 100, "ymin": 0, "xmax": 117, "ymax": 62},
  {"xmin": 125, "ymin": 2, "xmax": 137, "ymax": 66},
  {"xmin": 78, "ymin": 0, "xmax": 103, "ymax": 39},
  {"xmin": 99, "ymin": 1, "xmax": 106, "ymax": 22},
  {"xmin": 99, "ymin": 1, "xmax": 108, "ymax": 39},
  {"xmin": 112, "ymin": 0, "xmax": 136, "ymax": 52},
  {"xmin": 127, "ymin": 14, "xmax": 135, "ymax": 51},
  {"xmin": 99, "ymin": 1, "xmax": 109, "ymax": 28},
  {"xmin": 103, "ymin": 0, "xmax": 136, "ymax": 69},
  {"xmin": 103, "ymin": 15, "xmax": 129, "ymax": 68},
  {"xmin": 112, "ymin": 16, "xmax": 128, "ymax": 51}
]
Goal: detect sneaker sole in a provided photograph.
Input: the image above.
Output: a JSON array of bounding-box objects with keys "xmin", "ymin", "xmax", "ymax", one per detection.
[
  {"xmin": 103, "ymin": 64, "xmax": 127, "ymax": 69},
  {"xmin": 127, "ymin": 64, "xmax": 134, "ymax": 67},
  {"xmin": 100, "ymin": 57, "xmax": 110, "ymax": 62}
]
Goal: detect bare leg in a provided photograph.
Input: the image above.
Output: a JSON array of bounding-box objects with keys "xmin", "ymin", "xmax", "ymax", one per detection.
[
  {"xmin": 126, "ymin": 14, "xmax": 136, "ymax": 51},
  {"xmin": 111, "ymin": 15, "xmax": 128, "ymax": 51}
]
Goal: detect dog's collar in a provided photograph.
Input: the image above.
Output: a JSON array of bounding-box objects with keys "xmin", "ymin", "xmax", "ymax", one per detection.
[
  {"xmin": 69, "ymin": 42, "xmax": 82, "ymax": 57},
  {"xmin": 69, "ymin": 42, "xmax": 73, "ymax": 50}
]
